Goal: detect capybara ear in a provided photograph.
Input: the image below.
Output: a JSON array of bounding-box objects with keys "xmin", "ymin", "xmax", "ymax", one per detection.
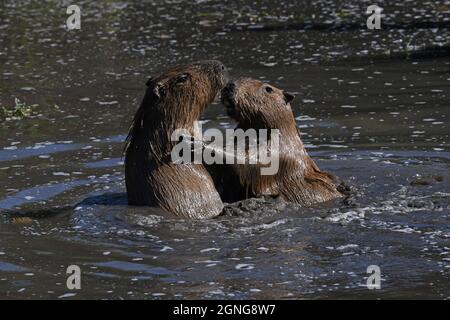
[
  {"xmin": 284, "ymin": 91, "xmax": 295, "ymax": 103},
  {"xmin": 152, "ymin": 82, "xmax": 166, "ymax": 99}
]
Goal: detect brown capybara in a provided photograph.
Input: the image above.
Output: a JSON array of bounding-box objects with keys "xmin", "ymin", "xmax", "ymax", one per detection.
[
  {"xmin": 124, "ymin": 60, "xmax": 227, "ymax": 219},
  {"xmin": 218, "ymin": 77, "xmax": 343, "ymax": 205}
]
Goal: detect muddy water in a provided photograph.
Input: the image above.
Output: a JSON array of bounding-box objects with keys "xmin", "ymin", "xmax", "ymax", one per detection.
[{"xmin": 0, "ymin": 0, "xmax": 449, "ymax": 299}]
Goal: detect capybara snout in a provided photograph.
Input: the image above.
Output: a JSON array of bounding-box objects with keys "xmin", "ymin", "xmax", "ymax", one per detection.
[
  {"xmin": 144, "ymin": 60, "xmax": 228, "ymax": 113},
  {"xmin": 221, "ymin": 77, "xmax": 296, "ymax": 129},
  {"xmin": 194, "ymin": 60, "xmax": 229, "ymax": 94},
  {"xmin": 220, "ymin": 81, "xmax": 238, "ymax": 118}
]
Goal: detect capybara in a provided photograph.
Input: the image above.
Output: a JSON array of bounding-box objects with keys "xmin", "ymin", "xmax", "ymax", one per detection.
[
  {"xmin": 218, "ymin": 77, "xmax": 343, "ymax": 205},
  {"xmin": 124, "ymin": 61, "xmax": 227, "ymax": 219}
]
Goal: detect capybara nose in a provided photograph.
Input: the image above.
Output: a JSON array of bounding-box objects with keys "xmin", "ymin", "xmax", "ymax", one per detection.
[
  {"xmin": 214, "ymin": 60, "xmax": 226, "ymax": 71},
  {"xmin": 221, "ymin": 82, "xmax": 237, "ymax": 108},
  {"xmin": 201, "ymin": 60, "xmax": 226, "ymax": 72},
  {"xmin": 283, "ymin": 91, "xmax": 295, "ymax": 103},
  {"xmin": 195, "ymin": 60, "xmax": 226, "ymax": 72},
  {"xmin": 224, "ymin": 82, "xmax": 236, "ymax": 92},
  {"xmin": 215, "ymin": 61, "xmax": 228, "ymax": 81},
  {"xmin": 221, "ymin": 82, "xmax": 236, "ymax": 99},
  {"xmin": 217, "ymin": 62, "xmax": 229, "ymax": 81}
]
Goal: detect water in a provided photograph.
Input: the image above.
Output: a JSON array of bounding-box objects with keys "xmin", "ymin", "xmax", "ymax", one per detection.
[{"xmin": 0, "ymin": 0, "xmax": 449, "ymax": 299}]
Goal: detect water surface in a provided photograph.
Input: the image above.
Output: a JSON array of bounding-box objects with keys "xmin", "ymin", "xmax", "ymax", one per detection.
[{"xmin": 0, "ymin": 0, "xmax": 449, "ymax": 299}]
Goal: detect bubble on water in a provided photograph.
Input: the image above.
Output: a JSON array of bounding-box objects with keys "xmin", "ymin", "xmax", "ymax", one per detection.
[
  {"xmin": 336, "ymin": 244, "xmax": 359, "ymax": 251},
  {"xmin": 97, "ymin": 101, "xmax": 118, "ymax": 106},
  {"xmin": 58, "ymin": 293, "xmax": 76, "ymax": 299},
  {"xmin": 236, "ymin": 263, "xmax": 254, "ymax": 270},
  {"xmin": 160, "ymin": 246, "xmax": 173, "ymax": 252},
  {"xmin": 325, "ymin": 210, "xmax": 364, "ymax": 223},
  {"xmin": 152, "ymin": 293, "xmax": 165, "ymax": 297},
  {"xmin": 132, "ymin": 258, "xmax": 143, "ymax": 261},
  {"xmin": 53, "ymin": 172, "xmax": 70, "ymax": 176},
  {"xmin": 195, "ymin": 260, "xmax": 221, "ymax": 264},
  {"xmin": 260, "ymin": 61, "xmax": 277, "ymax": 67},
  {"xmin": 200, "ymin": 248, "xmax": 220, "ymax": 253},
  {"xmin": 209, "ymin": 289, "xmax": 225, "ymax": 295},
  {"xmin": 20, "ymin": 87, "xmax": 35, "ymax": 91},
  {"xmin": 296, "ymin": 115, "xmax": 316, "ymax": 121}
]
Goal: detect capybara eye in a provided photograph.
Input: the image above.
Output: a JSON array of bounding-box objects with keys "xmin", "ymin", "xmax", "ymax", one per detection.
[
  {"xmin": 176, "ymin": 74, "xmax": 190, "ymax": 84},
  {"xmin": 265, "ymin": 86, "xmax": 273, "ymax": 93}
]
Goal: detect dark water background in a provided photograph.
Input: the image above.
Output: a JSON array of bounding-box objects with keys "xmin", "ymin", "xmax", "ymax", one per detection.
[{"xmin": 0, "ymin": 0, "xmax": 449, "ymax": 299}]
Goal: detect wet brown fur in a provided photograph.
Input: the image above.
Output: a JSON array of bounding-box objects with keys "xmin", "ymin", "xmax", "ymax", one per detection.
[
  {"xmin": 124, "ymin": 61, "xmax": 227, "ymax": 219},
  {"xmin": 219, "ymin": 78, "xmax": 342, "ymax": 205}
]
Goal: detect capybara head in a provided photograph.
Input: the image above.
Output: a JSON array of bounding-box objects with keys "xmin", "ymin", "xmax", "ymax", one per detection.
[
  {"xmin": 143, "ymin": 60, "xmax": 227, "ymax": 124},
  {"xmin": 221, "ymin": 78, "xmax": 295, "ymax": 130},
  {"xmin": 126, "ymin": 60, "xmax": 228, "ymax": 156}
]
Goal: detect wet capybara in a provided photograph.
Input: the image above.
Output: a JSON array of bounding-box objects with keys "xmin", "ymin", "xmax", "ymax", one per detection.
[
  {"xmin": 219, "ymin": 77, "xmax": 343, "ymax": 205},
  {"xmin": 124, "ymin": 61, "xmax": 227, "ymax": 219}
]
